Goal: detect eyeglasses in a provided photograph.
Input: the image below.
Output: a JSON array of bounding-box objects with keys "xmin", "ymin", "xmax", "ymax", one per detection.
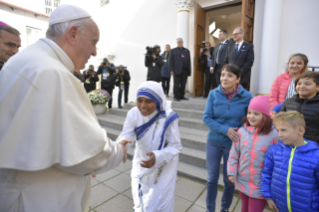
[{"xmin": 232, "ymin": 33, "xmax": 242, "ymax": 36}]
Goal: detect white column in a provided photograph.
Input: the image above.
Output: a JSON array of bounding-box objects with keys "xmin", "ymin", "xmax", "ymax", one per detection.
[
  {"xmin": 174, "ymin": 0, "xmax": 193, "ymax": 48},
  {"xmin": 258, "ymin": 0, "xmax": 283, "ymax": 94}
]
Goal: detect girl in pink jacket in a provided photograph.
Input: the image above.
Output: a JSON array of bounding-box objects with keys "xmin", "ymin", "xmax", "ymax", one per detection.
[
  {"xmin": 227, "ymin": 95, "xmax": 279, "ymax": 212},
  {"xmin": 269, "ymin": 53, "xmax": 308, "ymax": 111}
]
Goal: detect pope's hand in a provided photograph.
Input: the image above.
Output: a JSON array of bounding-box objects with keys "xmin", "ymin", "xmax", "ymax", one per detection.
[
  {"xmin": 140, "ymin": 152, "xmax": 156, "ymax": 168},
  {"xmin": 118, "ymin": 139, "xmax": 133, "ymax": 163}
]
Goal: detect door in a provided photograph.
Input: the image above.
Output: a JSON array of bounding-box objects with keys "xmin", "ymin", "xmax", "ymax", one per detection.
[
  {"xmin": 192, "ymin": 2, "xmax": 205, "ymax": 97},
  {"xmin": 241, "ymin": 0, "xmax": 255, "ymax": 43}
]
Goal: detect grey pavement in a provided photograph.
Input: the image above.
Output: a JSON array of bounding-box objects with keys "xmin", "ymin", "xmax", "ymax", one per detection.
[{"xmin": 89, "ymin": 160, "xmax": 272, "ymax": 212}]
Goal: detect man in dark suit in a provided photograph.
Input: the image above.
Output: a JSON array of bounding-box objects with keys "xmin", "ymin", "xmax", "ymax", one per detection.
[
  {"xmin": 199, "ymin": 42, "xmax": 215, "ymax": 98},
  {"xmin": 211, "ymin": 30, "xmax": 234, "ymax": 86},
  {"xmin": 224, "ymin": 27, "xmax": 254, "ymax": 90},
  {"xmin": 169, "ymin": 38, "xmax": 191, "ymax": 101}
]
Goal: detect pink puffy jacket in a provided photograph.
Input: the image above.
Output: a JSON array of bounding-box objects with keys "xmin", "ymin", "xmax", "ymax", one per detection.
[{"xmin": 269, "ymin": 72, "xmax": 291, "ymax": 111}]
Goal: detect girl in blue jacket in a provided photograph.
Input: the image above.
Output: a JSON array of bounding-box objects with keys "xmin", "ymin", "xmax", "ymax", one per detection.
[{"xmin": 261, "ymin": 111, "xmax": 319, "ymax": 212}]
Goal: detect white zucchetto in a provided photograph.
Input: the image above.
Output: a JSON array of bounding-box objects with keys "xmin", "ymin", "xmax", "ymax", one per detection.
[{"xmin": 49, "ymin": 4, "xmax": 91, "ymax": 26}]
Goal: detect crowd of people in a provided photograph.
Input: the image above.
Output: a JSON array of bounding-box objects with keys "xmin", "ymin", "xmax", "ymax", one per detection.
[{"xmin": 0, "ymin": 3, "xmax": 319, "ymax": 212}]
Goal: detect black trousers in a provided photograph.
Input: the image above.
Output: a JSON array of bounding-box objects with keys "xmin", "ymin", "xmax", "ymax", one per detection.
[
  {"xmin": 161, "ymin": 77, "xmax": 170, "ymax": 95},
  {"xmin": 204, "ymin": 67, "xmax": 217, "ymax": 97},
  {"xmin": 173, "ymin": 69, "xmax": 188, "ymax": 99},
  {"xmin": 124, "ymin": 83, "xmax": 129, "ymax": 104},
  {"xmin": 118, "ymin": 84, "xmax": 129, "ymax": 106},
  {"xmin": 102, "ymin": 86, "xmax": 114, "ymax": 108},
  {"xmin": 214, "ymin": 64, "xmax": 223, "ymax": 86}
]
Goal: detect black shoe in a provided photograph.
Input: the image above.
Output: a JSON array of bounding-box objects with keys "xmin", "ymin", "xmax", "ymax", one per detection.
[
  {"xmin": 220, "ymin": 209, "xmax": 229, "ymax": 212},
  {"xmin": 118, "ymin": 106, "xmax": 123, "ymax": 109},
  {"xmin": 181, "ymin": 97, "xmax": 189, "ymax": 100},
  {"xmin": 108, "ymin": 106, "xmax": 112, "ymax": 109},
  {"xmin": 174, "ymin": 98, "xmax": 180, "ymax": 102}
]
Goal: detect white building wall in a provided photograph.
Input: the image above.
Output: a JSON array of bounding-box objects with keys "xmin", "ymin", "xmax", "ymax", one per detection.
[
  {"xmin": 253, "ymin": 0, "xmax": 319, "ymax": 95},
  {"xmin": 8, "ymin": 0, "xmax": 45, "ymax": 14},
  {"xmin": 63, "ymin": 0, "xmax": 180, "ymax": 104},
  {"xmin": 277, "ymin": 0, "xmax": 319, "ymax": 74},
  {"xmin": 0, "ymin": 4, "xmax": 48, "ymax": 51}
]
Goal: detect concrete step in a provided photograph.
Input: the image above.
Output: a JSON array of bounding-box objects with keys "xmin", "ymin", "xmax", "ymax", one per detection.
[
  {"xmin": 109, "ymin": 107, "xmax": 204, "ymax": 121},
  {"xmin": 98, "ymin": 112, "xmax": 208, "ymax": 132},
  {"xmin": 98, "ymin": 114, "xmax": 208, "ymax": 151}
]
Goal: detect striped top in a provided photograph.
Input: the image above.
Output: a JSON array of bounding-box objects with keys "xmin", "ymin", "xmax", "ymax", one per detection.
[{"xmin": 285, "ymin": 79, "xmax": 297, "ymax": 99}]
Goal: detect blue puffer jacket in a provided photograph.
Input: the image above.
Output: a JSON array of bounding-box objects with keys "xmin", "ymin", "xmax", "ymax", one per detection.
[
  {"xmin": 203, "ymin": 85, "xmax": 252, "ymax": 147},
  {"xmin": 261, "ymin": 140, "xmax": 319, "ymax": 212},
  {"xmin": 161, "ymin": 51, "xmax": 170, "ymax": 78}
]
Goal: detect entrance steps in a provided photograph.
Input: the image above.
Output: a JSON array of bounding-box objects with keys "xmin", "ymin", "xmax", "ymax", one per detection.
[{"xmin": 97, "ymin": 97, "xmax": 225, "ymax": 187}]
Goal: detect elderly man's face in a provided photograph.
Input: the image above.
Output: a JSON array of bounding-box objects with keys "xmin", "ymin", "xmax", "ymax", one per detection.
[
  {"xmin": 232, "ymin": 28, "xmax": 244, "ymax": 43},
  {"xmin": 74, "ymin": 19, "xmax": 99, "ymax": 71},
  {"xmin": 0, "ymin": 30, "xmax": 21, "ymax": 62},
  {"xmin": 177, "ymin": 39, "xmax": 183, "ymax": 48}
]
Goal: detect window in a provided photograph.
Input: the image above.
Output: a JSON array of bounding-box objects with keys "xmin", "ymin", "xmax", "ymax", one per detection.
[
  {"xmin": 45, "ymin": 7, "xmax": 52, "ymax": 15},
  {"xmin": 45, "ymin": 0, "xmax": 51, "ymax": 6},
  {"xmin": 54, "ymin": 0, "xmax": 60, "ymax": 7},
  {"xmin": 26, "ymin": 27, "xmax": 42, "ymax": 46}
]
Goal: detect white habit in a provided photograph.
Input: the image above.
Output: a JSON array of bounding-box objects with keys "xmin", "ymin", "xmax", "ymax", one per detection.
[
  {"xmin": 116, "ymin": 81, "xmax": 182, "ymax": 212},
  {"xmin": 0, "ymin": 38, "xmax": 123, "ymax": 212}
]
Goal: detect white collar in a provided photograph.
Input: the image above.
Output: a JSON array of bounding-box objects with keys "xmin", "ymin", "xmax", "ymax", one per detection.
[
  {"xmin": 44, "ymin": 38, "xmax": 73, "ymax": 66},
  {"xmin": 236, "ymin": 40, "xmax": 244, "ymax": 46}
]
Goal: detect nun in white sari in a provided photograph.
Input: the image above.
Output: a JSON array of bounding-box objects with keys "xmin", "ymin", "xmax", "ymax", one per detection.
[{"xmin": 116, "ymin": 81, "xmax": 182, "ymax": 212}]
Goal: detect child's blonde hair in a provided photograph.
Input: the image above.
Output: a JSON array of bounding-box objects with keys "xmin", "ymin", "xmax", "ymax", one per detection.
[{"xmin": 273, "ymin": 111, "xmax": 305, "ymax": 129}]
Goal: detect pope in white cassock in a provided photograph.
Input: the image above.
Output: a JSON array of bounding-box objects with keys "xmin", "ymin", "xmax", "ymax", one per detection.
[
  {"xmin": 0, "ymin": 5, "xmax": 131, "ymax": 212},
  {"xmin": 116, "ymin": 81, "xmax": 183, "ymax": 212}
]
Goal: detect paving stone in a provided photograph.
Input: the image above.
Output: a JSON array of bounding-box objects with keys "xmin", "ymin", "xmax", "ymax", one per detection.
[
  {"xmin": 95, "ymin": 194, "xmax": 134, "ymax": 212},
  {"xmin": 124, "ymin": 168, "xmax": 131, "ymax": 176},
  {"xmin": 90, "ymin": 184, "xmax": 118, "ymax": 209},
  {"xmin": 115, "ymin": 160, "xmax": 133, "ymax": 172},
  {"xmin": 123, "ymin": 188, "xmax": 133, "ymax": 199},
  {"xmin": 103, "ymin": 173, "xmax": 131, "ymax": 193},
  {"xmin": 187, "ymin": 204, "xmax": 207, "ymax": 212},
  {"xmin": 195, "ymin": 189, "xmax": 238, "ymax": 211},
  {"xmin": 174, "ymin": 195, "xmax": 192, "ymax": 212},
  {"xmin": 175, "ymin": 178, "xmax": 206, "ymax": 202},
  {"xmin": 91, "ymin": 178, "xmax": 100, "ymax": 186},
  {"xmin": 194, "ymin": 189, "xmax": 207, "ymax": 208},
  {"xmin": 95, "ymin": 169, "xmax": 121, "ymax": 182}
]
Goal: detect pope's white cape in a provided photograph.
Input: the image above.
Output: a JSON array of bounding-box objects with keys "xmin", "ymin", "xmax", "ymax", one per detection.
[{"xmin": 0, "ymin": 38, "xmax": 123, "ymax": 212}]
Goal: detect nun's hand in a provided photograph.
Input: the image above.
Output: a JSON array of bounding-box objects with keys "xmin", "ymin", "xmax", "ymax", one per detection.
[
  {"xmin": 118, "ymin": 139, "xmax": 133, "ymax": 163},
  {"xmin": 141, "ymin": 152, "xmax": 156, "ymax": 168}
]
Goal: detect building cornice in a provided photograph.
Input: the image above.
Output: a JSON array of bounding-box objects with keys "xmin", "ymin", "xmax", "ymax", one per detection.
[{"xmin": 0, "ymin": 0, "xmax": 49, "ymax": 18}]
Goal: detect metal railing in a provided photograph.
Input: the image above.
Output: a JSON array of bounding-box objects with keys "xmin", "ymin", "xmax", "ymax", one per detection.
[{"xmin": 308, "ymin": 66, "xmax": 319, "ymax": 72}]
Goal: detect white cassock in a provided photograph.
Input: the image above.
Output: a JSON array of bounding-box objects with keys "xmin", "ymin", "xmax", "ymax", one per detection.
[
  {"xmin": 116, "ymin": 82, "xmax": 183, "ymax": 212},
  {"xmin": 0, "ymin": 38, "xmax": 124, "ymax": 212}
]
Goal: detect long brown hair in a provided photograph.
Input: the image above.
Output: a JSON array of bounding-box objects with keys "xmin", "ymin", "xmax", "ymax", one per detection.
[{"xmin": 242, "ymin": 114, "xmax": 273, "ymax": 135}]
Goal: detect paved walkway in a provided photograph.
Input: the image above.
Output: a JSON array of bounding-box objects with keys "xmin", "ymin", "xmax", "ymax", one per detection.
[{"xmin": 89, "ymin": 160, "xmax": 272, "ymax": 212}]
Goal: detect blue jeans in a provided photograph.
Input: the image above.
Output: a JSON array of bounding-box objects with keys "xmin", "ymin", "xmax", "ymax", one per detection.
[{"xmin": 206, "ymin": 140, "xmax": 235, "ymax": 212}]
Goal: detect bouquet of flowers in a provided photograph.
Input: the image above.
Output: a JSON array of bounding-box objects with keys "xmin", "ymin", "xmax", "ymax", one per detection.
[{"xmin": 88, "ymin": 89, "xmax": 111, "ymax": 105}]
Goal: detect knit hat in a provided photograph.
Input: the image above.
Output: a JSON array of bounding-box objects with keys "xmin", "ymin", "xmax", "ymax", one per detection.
[
  {"xmin": 248, "ymin": 95, "xmax": 270, "ymax": 116},
  {"xmin": 272, "ymin": 103, "xmax": 283, "ymax": 113}
]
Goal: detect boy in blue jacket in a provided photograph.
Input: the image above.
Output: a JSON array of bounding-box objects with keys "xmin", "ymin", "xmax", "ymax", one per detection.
[{"xmin": 261, "ymin": 111, "xmax": 319, "ymax": 212}]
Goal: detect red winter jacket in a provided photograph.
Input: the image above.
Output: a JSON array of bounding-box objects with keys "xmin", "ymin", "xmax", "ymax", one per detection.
[{"xmin": 269, "ymin": 72, "xmax": 291, "ymax": 111}]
